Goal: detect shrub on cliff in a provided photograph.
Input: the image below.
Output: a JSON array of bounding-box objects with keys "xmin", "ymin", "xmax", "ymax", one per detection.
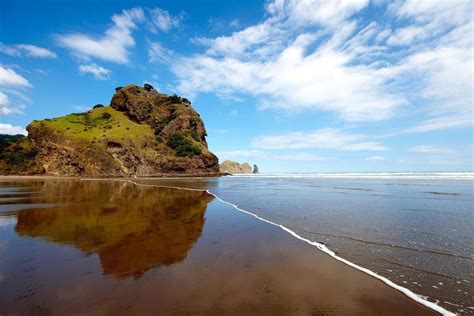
[
  {"xmin": 144, "ymin": 83, "xmax": 154, "ymax": 91},
  {"xmin": 168, "ymin": 94, "xmax": 181, "ymax": 103},
  {"xmin": 187, "ymin": 130, "xmax": 200, "ymax": 141},
  {"xmin": 181, "ymin": 98, "xmax": 191, "ymax": 104},
  {"xmin": 167, "ymin": 133, "xmax": 201, "ymax": 157}
]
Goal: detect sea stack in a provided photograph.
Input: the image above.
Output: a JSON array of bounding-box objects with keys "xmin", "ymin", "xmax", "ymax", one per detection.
[
  {"xmin": 252, "ymin": 164, "xmax": 259, "ymax": 174},
  {"xmin": 219, "ymin": 160, "xmax": 253, "ymax": 174}
]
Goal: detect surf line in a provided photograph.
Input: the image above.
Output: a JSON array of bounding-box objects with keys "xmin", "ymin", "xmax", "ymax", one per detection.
[{"xmin": 82, "ymin": 178, "xmax": 456, "ymax": 316}]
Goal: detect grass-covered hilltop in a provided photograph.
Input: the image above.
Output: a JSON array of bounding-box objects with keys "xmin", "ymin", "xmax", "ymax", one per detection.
[{"xmin": 0, "ymin": 84, "xmax": 219, "ymax": 176}]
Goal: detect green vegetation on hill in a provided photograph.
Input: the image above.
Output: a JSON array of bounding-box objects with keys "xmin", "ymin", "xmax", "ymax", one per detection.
[
  {"xmin": 0, "ymin": 137, "xmax": 39, "ymax": 171},
  {"xmin": 167, "ymin": 133, "xmax": 202, "ymax": 157},
  {"xmin": 30, "ymin": 106, "xmax": 154, "ymax": 144},
  {"xmin": 0, "ymin": 134, "xmax": 24, "ymax": 151}
]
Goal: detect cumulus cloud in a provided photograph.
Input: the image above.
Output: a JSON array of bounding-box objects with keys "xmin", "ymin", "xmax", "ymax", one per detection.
[
  {"xmin": 252, "ymin": 128, "xmax": 389, "ymax": 151},
  {"xmin": 0, "ymin": 123, "xmax": 27, "ymax": 135},
  {"xmin": 0, "ymin": 43, "xmax": 57, "ymax": 58},
  {"xmin": 78, "ymin": 63, "xmax": 110, "ymax": 80},
  {"xmin": 148, "ymin": 8, "xmax": 182, "ymax": 32},
  {"xmin": 0, "ymin": 66, "xmax": 31, "ymax": 87},
  {"xmin": 56, "ymin": 7, "xmax": 145, "ymax": 64},
  {"xmin": 171, "ymin": 0, "xmax": 472, "ymax": 129}
]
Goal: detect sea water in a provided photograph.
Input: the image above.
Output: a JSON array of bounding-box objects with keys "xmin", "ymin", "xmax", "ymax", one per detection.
[{"xmin": 141, "ymin": 172, "xmax": 473, "ymax": 315}]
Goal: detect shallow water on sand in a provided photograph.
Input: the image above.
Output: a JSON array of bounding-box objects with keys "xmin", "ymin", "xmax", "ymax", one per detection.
[
  {"xmin": 0, "ymin": 179, "xmax": 436, "ymax": 315},
  {"xmin": 137, "ymin": 175, "xmax": 474, "ymax": 315}
]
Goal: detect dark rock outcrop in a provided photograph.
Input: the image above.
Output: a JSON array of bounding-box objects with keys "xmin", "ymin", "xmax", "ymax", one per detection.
[{"xmin": 253, "ymin": 164, "xmax": 259, "ymax": 174}]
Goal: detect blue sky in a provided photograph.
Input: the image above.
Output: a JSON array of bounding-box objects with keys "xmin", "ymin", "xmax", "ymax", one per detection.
[{"xmin": 0, "ymin": 0, "xmax": 472, "ymax": 172}]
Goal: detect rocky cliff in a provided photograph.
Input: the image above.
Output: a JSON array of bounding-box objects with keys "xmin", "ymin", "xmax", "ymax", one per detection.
[
  {"xmin": 0, "ymin": 84, "xmax": 219, "ymax": 177},
  {"xmin": 219, "ymin": 160, "xmax": 252, "ymax": 174}
]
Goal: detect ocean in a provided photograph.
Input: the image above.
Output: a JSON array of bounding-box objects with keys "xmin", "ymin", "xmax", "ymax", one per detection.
[{"xmin": 138, "ymin": 172, "xmax": 474, "ymax": 315}]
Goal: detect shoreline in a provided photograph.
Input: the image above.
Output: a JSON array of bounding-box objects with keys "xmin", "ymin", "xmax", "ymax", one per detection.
[
  {"xmin": 0, "ymin": 173, "xmax": 229, "ymax": 180},
  {"xmin": 1, "ymin": 170, "xmax": 473, "ymax": 181}
]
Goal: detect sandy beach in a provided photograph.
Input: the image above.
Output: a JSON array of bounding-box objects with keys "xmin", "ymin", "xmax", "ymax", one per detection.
[{"xmin": 0, "ymin": 178, "xmax": 441, "ymax": 315}]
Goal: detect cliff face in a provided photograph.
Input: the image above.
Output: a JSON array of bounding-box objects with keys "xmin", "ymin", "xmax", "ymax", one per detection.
[
  {"xmin": 219, "ymin": 160, "xmax": 252, "ymax": 174},
  {"xmin": 0, "ymin": 84, "xmax": 219, "ymax": 176}
]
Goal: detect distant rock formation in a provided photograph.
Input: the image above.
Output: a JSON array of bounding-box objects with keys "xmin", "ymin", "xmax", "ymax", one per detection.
[
  {"xmin": 253, "ymin": 164, "xmax": 259, "ymax": 174},
  {"xmin": 0, "ymin": 84, "xmax": 219, "ymax": 176},
  {"xmin": 219, "ymin": 160, "xmax": 252, "ymax": 174}
]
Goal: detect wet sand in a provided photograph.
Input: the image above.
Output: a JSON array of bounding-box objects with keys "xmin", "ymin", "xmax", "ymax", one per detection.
[{"xmin": 0, "ymin": 179, "xmax": 437, "ymax": 315}]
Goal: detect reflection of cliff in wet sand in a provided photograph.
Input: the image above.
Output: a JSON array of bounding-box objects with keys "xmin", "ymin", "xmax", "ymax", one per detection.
[{"xmin": 14, "ymin": 180, "xmax": 213, "ymax": 278}]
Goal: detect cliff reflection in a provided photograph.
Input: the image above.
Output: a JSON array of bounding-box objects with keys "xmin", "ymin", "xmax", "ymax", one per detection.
[{"xmin": 11, "ymin": 180, "xmax": 213, "ymax": 279}]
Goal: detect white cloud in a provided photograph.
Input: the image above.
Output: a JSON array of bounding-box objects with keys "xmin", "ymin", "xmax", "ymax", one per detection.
[
  {"xmin": 172, "ymin": 0, "xmax": 472, "ymax": 129},
  {"xmin": 78, "ymin": 63, "xmax": 110, "ymax": 80},
  {"xmin": 174, "ymin": 33, "xmax": 404, "ymax": 121},
  {"xmin": 229, "ymin": 19, "xmax": 240, "ymax": 28},
  {"xmin": 0, "ymin": 66, "xmax": 31, "ymax": 88},
  {"xmin": 172, "ymin": 1, "xmax": 402, "ymax": 121},
  {"xmin": 267, "ymin": 0, "xmax": 370, "ymax": 26},
  {"xmin": 0, "ymin": 43, "xmax": 57, "ymax": 58},
  {"xmin": 148, "ymin": 41, "xmax": 174, "ymax": 64},
  {"xmin": 56, "ymin": 7, "xmax": 144, "ymax": 64},
  {"xmin": 0, "ymin": 123, "xmax": 27, "ymax": 135},
  {"xmin": 0, "ymin": 91, "xmax": 18, "ymax": 115},
  {"xmin": 148, "ymin": 8, "xmax": 182, "ymax": 32},
  {"xmin": 409, "ymin": 146, "xmax": 456, "ymax": 154},
  {"xmin": 389, "ymin": 0, "xmax": 472, "ymax": 27},
  {"xmin": 405, "ymin": 114, "xmax": 472, "ymax": 133},
  {"xmin": 386, "ymin": 26, "xmax": 428, "ymax": 45},
  {"xmin": 252, "ymin": 128, "xmax": 389, "ymax": 151},
  {"xmin": 365, "ymin": 156, "xmax": 384, "ymax": 161}
]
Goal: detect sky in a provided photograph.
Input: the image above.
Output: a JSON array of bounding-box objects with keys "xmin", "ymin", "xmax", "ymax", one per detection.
[{"xmin": 0, "ymin": 0, "xmax": 472, "ymax": 173}]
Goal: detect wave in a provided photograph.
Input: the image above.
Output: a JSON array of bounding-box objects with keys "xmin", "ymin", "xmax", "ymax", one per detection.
[
  {"xmin": 229, "ymin": 172, "xmax": 474, "ymax": 180},
  {"xmin": 82, "ymin": 178, "xmax": 457, "ymax": 316}
]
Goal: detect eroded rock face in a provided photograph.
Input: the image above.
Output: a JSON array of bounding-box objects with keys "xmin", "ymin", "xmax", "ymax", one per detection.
[
  {"xmin": 111, "ymin": 86, "xmax": 209, "ymax": 144},
  {"xmin": 219, "ymin": 160, "xmax": 253, "ymax": 174},
  {"xmin": 0, "ymin": 84, "xmax": 219, "ymax": 177}
]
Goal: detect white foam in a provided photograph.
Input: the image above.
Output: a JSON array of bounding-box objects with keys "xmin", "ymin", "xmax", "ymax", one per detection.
[
  {"xmin": 228, "ymin": 172, "xmax": 474, "ymax": 180},
  {"xmin": 82, "ymin": 178, "xmax": 457, "ymax": 316}
]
